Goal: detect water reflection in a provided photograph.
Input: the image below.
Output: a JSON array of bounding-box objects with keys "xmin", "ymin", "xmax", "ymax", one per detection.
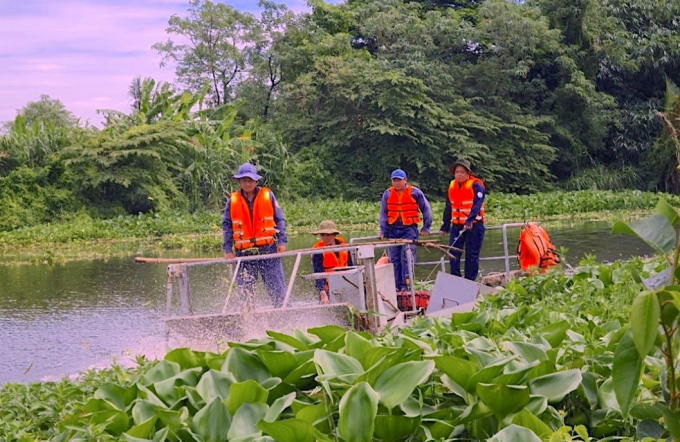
[{"xmin": 0, "ymin": 222, "xmax": 651, "ymax": 383}]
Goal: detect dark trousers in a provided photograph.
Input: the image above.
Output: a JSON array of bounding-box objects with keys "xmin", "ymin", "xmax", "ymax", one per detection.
[
  {"xmin": 449, "ymin": 223, "xmax": 485, "ymax": 281},
  {"xmin": 386, "ymin": 225, "xmax": 418, "ymax": 291},
  {"xmin": 235, "ymin": 244, "xmax": 286, "ymax": 308}
]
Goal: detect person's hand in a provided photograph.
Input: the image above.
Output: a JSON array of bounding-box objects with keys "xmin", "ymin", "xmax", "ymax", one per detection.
[
  {"xmin": 277, "ymin": 244, "xmax": 287, "ymax": 253},
  {"xmin": 463, "ymin": 223, "xmax": 472, "ymax": 231},
  {"xmin": 420, "ymin": 231, "xmax": 429, "ymax": 236},
  {"xmin": 224, "ymin": 252, "xmax": 236, "ymax": 260},
  {"xmin": 379, "ymin": 234, "xmax": 386, "ymax": 240},
  {"xmin": 320, "ymin": 290, "xmax": 330, "ymax": 304},
  {"xmin": 438, "ymin": 230, "xmax": 448, "ymax": 236}
]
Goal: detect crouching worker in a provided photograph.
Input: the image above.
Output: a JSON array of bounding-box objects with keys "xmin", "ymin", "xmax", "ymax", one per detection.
[
  {"xmin": 311, "ymin": 220, "xmax": 353, "ymax": 304},
  {"xmin": 222, "ymin": 162, "xmax": 287, "ymax": 309}
]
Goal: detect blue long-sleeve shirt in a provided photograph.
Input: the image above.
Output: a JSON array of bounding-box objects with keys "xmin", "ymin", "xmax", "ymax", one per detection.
[
  {"xmin": 379, "ymin": 185, "xmax": 433, "ymax": 236},
  {"xmin": 440, "ymin": 180, "xmax": 485, "ymax": 232},
  {"xmin": 312, "ymin": 239, "xmax": 354, "ymax": 291},
  {"xmin": 222, "ymin": 187, "xmax": 287, "ymax": 253}
]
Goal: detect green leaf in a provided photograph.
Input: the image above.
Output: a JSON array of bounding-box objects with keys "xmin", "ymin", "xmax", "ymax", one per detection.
[
  {"xmin": 468, "ymin": 358, "xmax": 513, "ymax": 393},
  {"xmin": 477, "ymin": 384, "xmax": 530, "ymax": 418},
  {"xmin": 511, "ymin": 409, "xmax": 552, "ymax": 439},
  {"xmin": 267, "ymin": 331, "xmax": 310, "ymax": 350},
  {"xmin": 131, "ymin": 400, "xmax": 157, "ymax": 425},
  {"xmin": 227, "ymin": 402, "xmax": 268, "ymax": 440},
  {"xmin": 223, "ymin": 347, "xmax": 271, "ymax": 383},
  {"xmin": 226, "ymin": 380, "xmax": 269, "ymax": 415},
  {"xmin": 631, "ymin": 291, "xmax": 660, "ymax": 357},
  {"xmin": 660, "ymin": 404, "xmax": 680, "ymax": 440},
  {"xmin": 655, "ymin": 198, "xmax": 680, "ymax": 226},
  {"xmin": 374, "ymin": 415, "xmax": 420, "ymax": 442},
  {"xmin": 257, "ymin": 350, "xmax": 298, "ymax": 379},
  {"xmin": 612, "ymin": 214, "xmax": 676, "ymax": 254},
  {"xmin": 432, "ymin": 356, "xmax": 477, "ymax": 393},
  {"xmin": 153, "ymin": 367, "xmax": 201, "ymax": 405},
  {"xmin": 345, "ymin": 332, "xmax": 375, "ymax": 366},
  {"xmin": 612, "ymin": 331, "xmax": 642, "ymax": 416},
  {"xmin": 165, "ymin": 348, "xmax": 205, "ymax": 370},
  {"xmin": 263, "ymin": 392, "xmax": 296, "ymax": 423},
  {"xmin": 313, "ymin": 349, "xmax": 363, "ymax": 381},
  {"xmin": 308, "ymin": 325, "xmax": 347, "ymax": 343},
  {"xmin": 488, "ymin": 424, "xmax": 542, "ymax": 442},
  {"xmin": 295, "ymin": 403, "xmax": 327, "ymax": 425},
  {"xmin": 529, "ymin": 369, "xmax": 582, "ymax": 403},
  {"xmin": 94, "ymin": 383, "xmax": 138, "ymax": 410},
  {"xmin": 89, "ymin": 409, "xmax": 130, "ymax": 436},
  {"xmin": 196, "ymin": 369, "xmax": 235, "ymax": 404},
  {"xmin": 124, "ymin": 416, "xmax": 158, "ymax": 439},
  {"xmin": 357, "ymin": 348, "xmax": 408, "ymax": 386},
  {"xmin": 506, "ymin": 342, "xmax": 548, "ymax": 362},
  {"xmin": 338, "ymin": 382, "xmax": 379, "ymax": 442},
  {"xmin": 373, "ymin": 360, "xmax": 434, "ymax": 409},
  {"xmin": 190, "ymin": 398, "xmax": 231, "ymax": 442},
  {"xmin": 258, "ymin": 419, "xmax": 314, "ymax": 442},
  {"xmin": 142, "ymin": 360, "xmax": 180, "ymax": 385}
]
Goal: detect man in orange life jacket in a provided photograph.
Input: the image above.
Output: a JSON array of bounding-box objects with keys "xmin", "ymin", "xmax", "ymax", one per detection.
[
  {"xmin": 439, "ymin": 158, "xmax": 486, "ymax": 281},
  {"xmin": 222, "ymin": 163, "xmax": 287, "ymax": 308},
  {"xmin": 311, "ymin": 220, "xmax": 354, "ymax": 304},
  {"xmin": 379, "ymin": 169, "xmax": 432, "ymax": 292}
]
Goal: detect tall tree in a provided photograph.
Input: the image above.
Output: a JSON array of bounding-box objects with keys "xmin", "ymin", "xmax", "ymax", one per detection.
[
  {"xmin": 153, "ymin": 0, "xmax": 257, "ymax": 106},
  {"xmin": 7, "ymin": 95, "xmax": 77, "ymax": 130},
  {"xmin": 239, "ymin": 1, "xmax": 295, "ymax": 120}
]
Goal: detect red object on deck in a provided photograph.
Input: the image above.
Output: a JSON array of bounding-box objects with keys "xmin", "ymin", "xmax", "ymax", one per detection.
[
  {"xmin": 397, "ymin": 290, "xmax": 431, "ymax": 311},
  {"xmin": 517, "ymin": 222, "xmax": 560, "ymax": 272}
]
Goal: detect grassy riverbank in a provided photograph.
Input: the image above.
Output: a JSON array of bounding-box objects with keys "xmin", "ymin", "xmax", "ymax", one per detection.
[{"xmin": 0, "ymin": 190, "xmax": 673, "ymax": 264}]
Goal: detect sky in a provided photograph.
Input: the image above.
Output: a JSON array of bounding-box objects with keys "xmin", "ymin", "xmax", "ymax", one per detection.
[{"xmin": 0, "ymin": 0, "xmax": 321, "ymax": 126}]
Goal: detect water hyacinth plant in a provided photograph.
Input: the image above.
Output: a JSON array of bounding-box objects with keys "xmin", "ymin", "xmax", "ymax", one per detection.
[
  {"xmin": 6, "ymin": 203, "xmax": 680, "ymax": 440},
  {"xmin": 11, "ymin": 252, "xmax": 663, "ymax": 442}
]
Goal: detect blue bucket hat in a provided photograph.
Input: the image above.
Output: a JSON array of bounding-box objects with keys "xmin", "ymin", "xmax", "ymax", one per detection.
[
  {"xmin": 232, "ymin": 162, "xmax": 262, "ymax": 181},
  {"xmin": 390, "ymin": 169, "xmax": 407, "ymax": 180}
]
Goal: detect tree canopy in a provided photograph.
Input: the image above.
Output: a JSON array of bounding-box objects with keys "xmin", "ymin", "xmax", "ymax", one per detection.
[{"xmin": 1, "ymin": 0, "xmax": 680, "ymax": 229}]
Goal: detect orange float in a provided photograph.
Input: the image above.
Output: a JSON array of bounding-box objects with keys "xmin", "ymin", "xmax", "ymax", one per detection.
[{"xmin": 517, "ymin": 222, "xmax": 560, "ymax": 272}]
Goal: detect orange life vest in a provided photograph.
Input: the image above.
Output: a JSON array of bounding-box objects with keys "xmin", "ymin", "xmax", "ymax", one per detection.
[
  {"xmin": 386, "ymin": 185, "xmax": 420, "ymax": 225},
  {"xmin": 448, "ymin": 177, "xmax": 485, "ymax": 225},
  {"xmin": 517, "ymin": 223, "xmax": 560, "ymax": 272},
  {"xmin": 230, "ymin": 188, "xmax": 276, "ymax": 250},
  {"xmin": 312, "ymin": 237, "xmax": 349, "ymax": 272}
]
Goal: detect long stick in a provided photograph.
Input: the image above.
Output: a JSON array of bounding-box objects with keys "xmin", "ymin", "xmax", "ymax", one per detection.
[
  {"xmin": 135, "ymin": 257, "xmax": 220, "ymax": 264},
  {"xmin": 134, "ymin": 239, "xmax": 460, "ymax": 265},
  {"xmin": 220, "ymin": 260, "xmax": 242, "ymax": 314}
]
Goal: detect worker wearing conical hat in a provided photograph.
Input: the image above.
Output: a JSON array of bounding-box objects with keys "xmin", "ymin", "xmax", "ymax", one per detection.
[{"xmin": 311, "ymin": 220, "xmax": 354, "ymax": 304}]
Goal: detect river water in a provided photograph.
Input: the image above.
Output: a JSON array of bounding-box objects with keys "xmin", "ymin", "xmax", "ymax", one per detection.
[{"xmin": 0, "ymin": 222, "xmax": 652, "ymax": 384}]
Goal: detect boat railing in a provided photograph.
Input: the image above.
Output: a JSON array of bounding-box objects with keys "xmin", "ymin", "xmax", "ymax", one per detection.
[
  {"xmin": 350, "ymin": 223, "xmax": 526, "ymax": 280},
  {"xmin": 165, "ymin": 223, "xmax": 526, "ymax": 322},
  {"xmin": 166, "ymin": 242, "xmax": 396, "ymax": 319}
]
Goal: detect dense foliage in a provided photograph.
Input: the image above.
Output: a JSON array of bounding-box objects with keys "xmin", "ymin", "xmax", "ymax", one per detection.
[
  {"xmin": 0, "ymin": 256, "xmax": 673, "ymax": 441},
  {"xmin": 0, "ymin": 190, "xmax": 672, "ymax": 261},
  {"xmin": 1, "ymin": 0, "xmax": 680, "ymax": 229}
]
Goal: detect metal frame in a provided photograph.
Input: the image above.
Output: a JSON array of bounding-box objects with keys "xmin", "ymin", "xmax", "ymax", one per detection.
[
  {"xmin": 166, "ymin": 242, "xmax": 398, "ymax": 321},
  {"xmin": 349, "ymin": 223, "xmax": 526, "ymax": 281},
  {"xmin": 165, "ymin": 223, "xmax": 527, "ymax": 323}
]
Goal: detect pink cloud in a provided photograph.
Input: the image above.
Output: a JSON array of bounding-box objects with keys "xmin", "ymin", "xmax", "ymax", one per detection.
[{"xmin": 0, "ymin": 0, "xmax": 329, "ymax": 127}]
